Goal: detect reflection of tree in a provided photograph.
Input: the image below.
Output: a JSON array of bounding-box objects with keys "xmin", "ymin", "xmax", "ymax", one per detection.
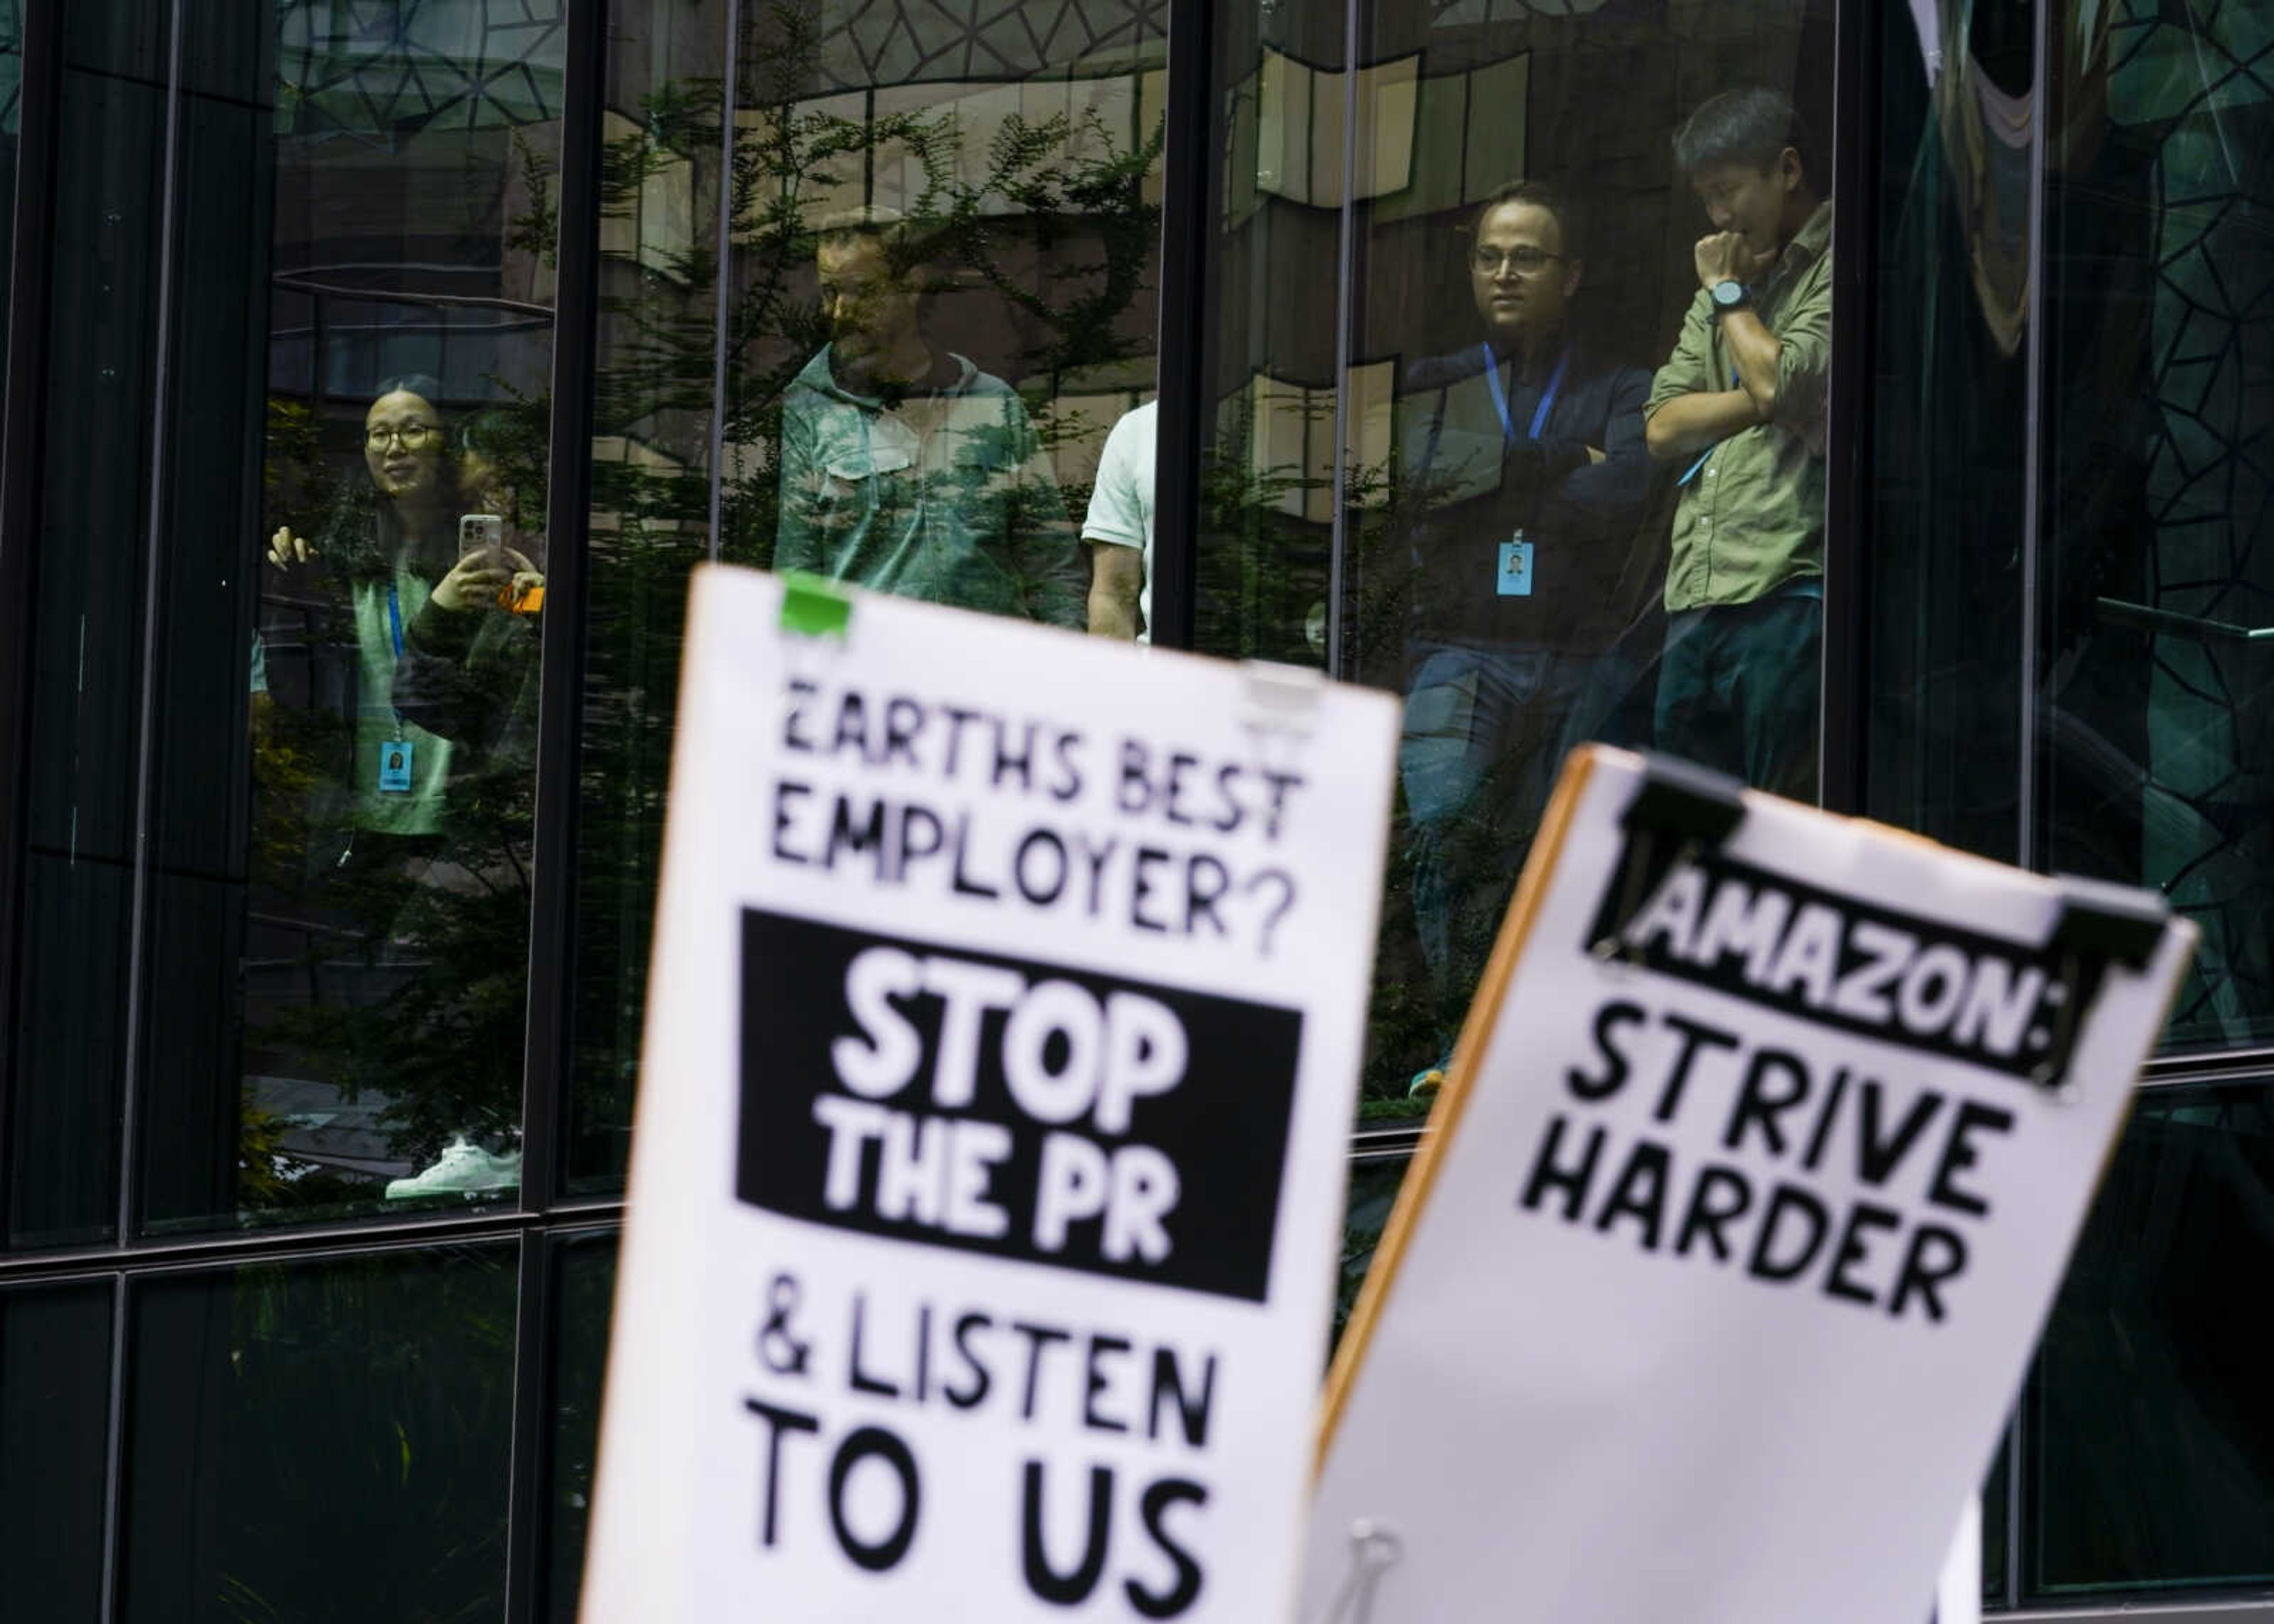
[{"xmin": 564, "ymin": 8, "xmax": 1171, "ymax": 1178}]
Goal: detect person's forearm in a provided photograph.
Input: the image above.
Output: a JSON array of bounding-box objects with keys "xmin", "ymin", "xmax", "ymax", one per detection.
[
  {"xmin": 1088, "ymin": 585, "xmax": 1139, "ymax": 638},
  {"xmin": 1644, "ymin": 390, "xmax": 1763, "ymax": 461},
  {"xmin": 1719, "ymin": 308, "xmax": 1785, "ymax": 416},
  {"xmin": 1085, "ymin": 544, "xmax": 1144, "ymax": 638}
]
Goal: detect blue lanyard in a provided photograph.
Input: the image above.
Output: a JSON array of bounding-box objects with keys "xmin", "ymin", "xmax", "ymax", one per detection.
[
  {"xmin": 385, "ymin": 580, "xmax": 407, "ymax": 727},
  {"xmin": 1678, "ymin": 366, "xmax": 1746, "ymax": 486},
  {"xmin": 1480, "ymin": 344, "xmax": 1570, "ymax": 446}
]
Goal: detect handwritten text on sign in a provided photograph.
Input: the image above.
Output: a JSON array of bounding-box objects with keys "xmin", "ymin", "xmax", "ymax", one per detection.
[
  {"xmin": 769, "ymin": 678, "xmax": 1309, "ymax": 952},
  {"xmin": 1524, "ymin": 845, "xmax": 2086, "ymax": 1323}
]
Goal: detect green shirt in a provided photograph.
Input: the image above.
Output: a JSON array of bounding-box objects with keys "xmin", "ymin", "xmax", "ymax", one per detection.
[
  {"xmin": 775, "ymin": 347, "xmax": 1086, "ymax": 629},
  {"xmin": 352, "ymin": 567, "xmax": 454, "ymax": 837},
  {"xmin": 1646, "ymin": 201, "xmax": 1833, "ymax": 612}
]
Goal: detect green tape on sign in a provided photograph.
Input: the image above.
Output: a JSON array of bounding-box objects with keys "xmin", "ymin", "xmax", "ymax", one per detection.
[{"xmin": 779, "ymin": 572, "xmax": 852, "ymax": 638}]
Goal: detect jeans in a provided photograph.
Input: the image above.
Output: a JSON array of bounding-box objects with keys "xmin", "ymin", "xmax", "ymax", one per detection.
[
  {"xmin": 1400, "ymin": 641, "xmax": 1641, "ymax": 1030},
  {"xmin": 1655, "ymin": 591, "xmax": 1822, "ymax": 799}
]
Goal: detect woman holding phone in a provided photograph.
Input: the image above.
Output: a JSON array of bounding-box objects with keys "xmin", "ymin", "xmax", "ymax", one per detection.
[
  {"xmin": 265, "ymin": 377, "xmax": 542, "ymax": 840},
  {"xmin": 259, "ymin": 375, "xmax": 543, "ymax": 1201}
]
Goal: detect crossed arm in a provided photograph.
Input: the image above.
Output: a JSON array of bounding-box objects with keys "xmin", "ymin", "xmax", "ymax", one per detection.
[{"xmin": 1646, "ymin": 229, "xmax": 1830, "ymax": 464}]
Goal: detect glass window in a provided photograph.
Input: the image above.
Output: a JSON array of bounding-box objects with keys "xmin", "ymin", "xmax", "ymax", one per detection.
[
  {"xmin": 2028, "ymin": 1083, "xmax": 2274, "ymax": 1596},
  {"xmin": 0, "ymin": 0, "xmax": 574, "ymax": 1235},
  {"xmin": 567, "ymin": 0, "xmax": 1172, "ymax": 1188},
  {"xmin": 1864, "ymin": 0, "xmax": 2030, "ymax": 866},
  {"xmin": 567, "ymin": 0, "xmax": 729, "ymax": 1193},
  {"xmin": 118, "ymin": 1244, "xmax": 517, "ymax": 1624},
  {"xmin": 9, "ymin": 2, "xmax": 567, "ymax": 1237},
  {"xmin": 7, "ymin": 0, "xmax": 174, "ymax": 1249},
  {"xmin": 0, "ymin": 1283, "xmax": 111, "ymax": 1621},
  {"xmin": 546, "ymin": 1230, "xmax": 618, "ymax": 1623},
  {"xmin": 2038, "ymin": 2, "xmax": 2274, "ymax": 1054},
  {"xmin": 1195, "ymin": 3, "xmax": 1837, "ymax": 1114},
  {"xmin": 1335, "ymin": 1152, "xmax": 1409, "ymax": 1348}
]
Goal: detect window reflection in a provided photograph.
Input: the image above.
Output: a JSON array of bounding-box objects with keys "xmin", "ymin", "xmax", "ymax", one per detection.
[
  {"xmin": 2041, "ymin": 1, "xmax": 2274, "ymax": 1054},
  {"xmin": 1224, "ymin": 4, "xmax": 1839, "ymax": 1101},
  {"xmin": 224, "ymin": 10, "xmax": 564, "ymax": 1220},
  {"xmin": 570, "ymin": 0, "xmax": 1170, "ymax": 1189}
]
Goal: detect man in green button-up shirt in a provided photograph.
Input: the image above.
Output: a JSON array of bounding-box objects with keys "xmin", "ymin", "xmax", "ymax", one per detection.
[
  {"xmin": 1645, "ymin": 89, "xmax": 1831, "ymax": 799},
  {"xmin": 775, "ymin": 212, "xmax": 1088, "ymax": 631}
]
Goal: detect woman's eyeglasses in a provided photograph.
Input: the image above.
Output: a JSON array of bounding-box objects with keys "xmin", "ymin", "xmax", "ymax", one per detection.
[{"xmin": 366, "ymin": 422, "xmax": 442, "ymax": 449}]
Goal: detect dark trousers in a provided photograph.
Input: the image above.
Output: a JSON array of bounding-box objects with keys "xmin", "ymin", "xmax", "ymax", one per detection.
[
  {"xmin": 1655, "ymin": 593, "xmax": 1821, "ymax": 799},
  {"xmin": 1401, "ymin": 641, "xmax": 1642, "ymax": 1030}
]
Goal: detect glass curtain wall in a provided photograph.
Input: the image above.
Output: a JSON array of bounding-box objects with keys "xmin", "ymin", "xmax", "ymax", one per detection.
[{"xmin": 4, "ymin": 0, "xmax": 2274, "ymax": 1617}]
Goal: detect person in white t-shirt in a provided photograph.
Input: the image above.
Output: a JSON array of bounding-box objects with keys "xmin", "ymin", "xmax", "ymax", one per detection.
[{"xmin": 1082, "ymin": 398, "xmax": 1154, "ymax": 641}]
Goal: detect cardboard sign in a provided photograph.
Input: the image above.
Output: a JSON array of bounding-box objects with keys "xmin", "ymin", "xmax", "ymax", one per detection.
[
  {"xmin": 1305, "ymin": 747, "xmax": 2192, "ymax": 1624},
  {"xmin": 580, "ymin": 567, "xmax": 1401, "ymax": 1623}
]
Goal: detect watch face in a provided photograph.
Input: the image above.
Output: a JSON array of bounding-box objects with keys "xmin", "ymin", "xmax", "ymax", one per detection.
[{"xmin": 1713, "ymin": 279, "xmax": 1747, "ymax": 308}]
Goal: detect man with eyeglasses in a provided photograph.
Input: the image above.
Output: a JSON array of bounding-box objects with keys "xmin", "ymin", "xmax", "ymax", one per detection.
[
  {"xmin": 1644, "ymin": 88, "xmax": 1831, "ymax": 798},
  {"xmin": 775, "ymin": 209, "xmax": 1088, "ymax": 629},
  {"xmin": 1394, "ymin": 179, "xmax": 1656, "ymax": 1089}
]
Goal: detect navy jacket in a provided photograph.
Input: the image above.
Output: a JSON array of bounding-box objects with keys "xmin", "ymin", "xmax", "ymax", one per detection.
[{"xmin": 1395, "ymin": 336, "xmax": 1658, "ymax": 654}]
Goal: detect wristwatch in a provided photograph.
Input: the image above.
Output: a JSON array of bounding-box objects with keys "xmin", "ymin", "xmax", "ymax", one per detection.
[{"xmin": 1710, "ymin": 278, "xmax": 1751, "ymax": 316}]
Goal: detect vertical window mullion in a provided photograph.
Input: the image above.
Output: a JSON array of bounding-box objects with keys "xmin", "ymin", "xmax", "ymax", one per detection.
[
  {"xmin": 114, "ymin": 0, "xmax": 190, "ymax": 1250},
  {"xmin": 1820, "ymin": 0, "xmax": 1878, "ymax": 816},
  {"xmin": 519, "ymin": 0, "xmax": 610, "ymax": 1218},
  {"xmin": 0, "ymin": 0, "xmax": 68, "ymax": 1253},
  {"xmin": 1148, "ymin": 0, "xmax": 1215, "ymax": 652}
]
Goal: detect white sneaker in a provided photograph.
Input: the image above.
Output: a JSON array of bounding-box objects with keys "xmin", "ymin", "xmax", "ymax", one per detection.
[{"xmin": 384, "ymin": 1137, "xmax": 522, "ymax": 1198}]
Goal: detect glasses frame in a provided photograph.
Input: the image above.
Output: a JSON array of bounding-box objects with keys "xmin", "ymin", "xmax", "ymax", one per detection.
[
  {"xmin": 1467, "ymin": 245, "xmax": 1567, "ymax": 277},
  {"xmin": 365, "ymin": 421, "xmax": 444, "ymax": 450}
]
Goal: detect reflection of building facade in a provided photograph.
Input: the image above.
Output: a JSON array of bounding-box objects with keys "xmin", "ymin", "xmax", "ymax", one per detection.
[{"xmin": 0, "ymin": 0, "xmax": 2267, "ymax": 1617}]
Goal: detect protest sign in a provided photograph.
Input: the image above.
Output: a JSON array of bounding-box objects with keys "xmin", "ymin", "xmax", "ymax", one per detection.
[
  {"xmin": 580, "ymin": 567, "xmax": 1401, "ymax": 1623},
  {"xmin": 1304, "ymin": 747, "xmax": 2192, "ymax": 1624}
]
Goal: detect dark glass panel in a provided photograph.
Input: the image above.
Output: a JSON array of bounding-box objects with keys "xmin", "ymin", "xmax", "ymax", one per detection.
[
  {"xmin": 1863, "ymin": 1, "xmax": 2029, "ymax": 864},
  {"xmin": 118, "ymin": 1244, "xmax": 517, "ymax": 1623},
  {"xmin": 1334, "ymin": 1152, "xmax": 1410, "ymax": 1350},
  {"xmin": 0, "ymin": 1284, "xmax": 111, "ymax": 1623},
  {"xmin": 2029, "ymin": 1083, "xmax": 2274, "ymax": 1595},
  {"xmin": 564, "ymin": 0, "xmax": 728, "ymax": 1193},
  {"xmin": 8, "ymin": 0, "xmax": 173, "ymax": 1247},
  {"xmin": 156, "ymin": 1, "xmax": 564, "ymax": 1226},
  {"xmin": 1982, "ymin": 1426, "xmax": 2009, "ymax": 1607},
  {"xmin": 545, "ymin": 1230, "xmax": 618, "ymax": 1623},
  {"xmin": 2037, "ymin": 4, "xmax": 2274, "ymax": 1053}
]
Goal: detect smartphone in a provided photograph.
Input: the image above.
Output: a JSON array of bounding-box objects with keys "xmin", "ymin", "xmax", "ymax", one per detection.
[{"xmin": 458, "ymin": 513, "xmax": 505, "ymax": 568}]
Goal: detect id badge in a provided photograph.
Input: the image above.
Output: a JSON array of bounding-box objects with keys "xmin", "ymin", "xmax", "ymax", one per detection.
[
  {"xmin": 1496, "ymin": 537, "xmax": 1534, "ymax": 597},
  {"xmin": 378, "ymin": 738, "xmax": 414, "ymax": 793}
]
